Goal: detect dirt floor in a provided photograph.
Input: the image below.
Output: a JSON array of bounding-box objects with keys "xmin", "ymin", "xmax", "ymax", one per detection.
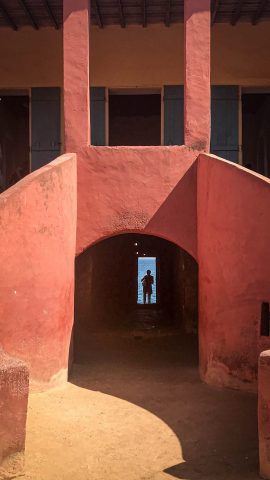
[{"xmin": 24, "ymin": 331, "xmax": 259, "ymax": 480}]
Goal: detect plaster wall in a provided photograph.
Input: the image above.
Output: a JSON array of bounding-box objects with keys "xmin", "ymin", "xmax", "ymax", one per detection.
[
  {"xmin": 0, "ymin": 27, "xmax": 62, "ymax": 88},
  {"xmin": 0, "ymin": 154, "xmax": 77, "ymax": 388},
  {"xmin": 92, "ymin": 23, "xmax": 270, "ymax": 87},
  {"xmin": 197, "ymin": 153, "xmax": 270, "ymax": 391},
  {"xmin": 0, "ymin": 351, "xmax": 29, "ymax": 478},
  {"xmin": 0, "ymin": 23, "xmax": 270, "ymax": 89},
  {"xmin": 211, "ymin": 23, "xmax": 270, "ymax": 86},
  {"xmin": 258, "ymin": 350, "xmax": 270, "ymax": 479},
  {"xmin": 76, "ymin": 146, "xmax": 198, "ymax": 258}
]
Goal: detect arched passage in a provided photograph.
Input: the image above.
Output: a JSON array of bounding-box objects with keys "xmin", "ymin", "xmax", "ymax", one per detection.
[{"xmin": 72, "ymin": 233, "xmax": 198, "ymax": 366}]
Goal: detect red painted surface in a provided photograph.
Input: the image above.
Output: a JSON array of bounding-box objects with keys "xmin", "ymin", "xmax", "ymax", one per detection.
[
  {"xmin": 184, "ymin": 0, "xmax": 210, "ymax": 151},
  {"xmin": 0, "ymin": 350, "xmax": 29, "ymax": 477},
  {"xmin": 0, "ymin": 154, "xmax": 77, "ymax": 388},
  {"xmin": 63, "ymin": 0, "xmax": 90, "ymax": 152},
  {"xmin": 259, "ymin": 350, "xmax": 270, "ymax": 479},
  {"xmin": 198, "ymin": 153, "xmax": 270, "ymax": 391},
  {"xmin": 76, "ymin": 146, "xmax": 199, "ymax": 258}
]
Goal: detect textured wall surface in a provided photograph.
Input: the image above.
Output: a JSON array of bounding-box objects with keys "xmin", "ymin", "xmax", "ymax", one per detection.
[
  {"xmin": 76, "ymin": 146, "xmax": 198, "ymax": 258},
  {"xmin": 0, "ymin": 350, "xmax": 29, "ymax": 478},
  {"xmin": 198, "ymin": 153, "xmax": 270, "ymax": 391},
  {"xmin": 259, "ymin": 350, "xmax": 270, "ymax": 479},
  {"xmin": 184, "ymin": 0, "xmax": 210, "ymax": 150},
  {"xmin": 64, "ymin": 0, "xmax": 90, "ymax": 151},
  {"xmin": 0, "ymin": 154, "xmax": 77, "ymax": 389},
  {"xmin": 0, "ymin": 27, "xmax": 62, "ymax": 88},
  {"xmin": 1, "ymin": 23, "xmax": 270, "ymax": 89}
]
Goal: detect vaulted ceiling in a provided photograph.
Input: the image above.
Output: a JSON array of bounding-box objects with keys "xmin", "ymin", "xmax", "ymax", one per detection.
[{"xmin": 0, "ymin": 0, "xmax": 269, "ymax": 29}]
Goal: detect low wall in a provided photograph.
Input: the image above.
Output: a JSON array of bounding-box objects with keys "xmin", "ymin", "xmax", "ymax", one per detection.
[
  {"xmin": 76, "ymin": 146, "xmax": 198, "ymax": 258},
  {"xmin": 0, "ymin": 154, "xmax": 77, "ymax": 389},
  {"xmin": 259, "ymin": 350, "xmax": 270, "ymax": 479},
  {"xmin": 198, "ymin": 153, "xmax": 270, "ymax": 391},
  {"xmin": 0, "ymin": 350, "xmax": 29, "ymax": 479}
]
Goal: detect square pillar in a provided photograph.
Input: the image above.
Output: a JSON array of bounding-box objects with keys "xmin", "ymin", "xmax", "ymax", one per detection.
[
  {"xmin": 259, "ymin": 350, "xmax": 270, "ymax": 479},
  {"xmin": 184, "ymin": 0, "xmax": 211, "ymax": 151},
  {"xmin": 0, "ymin": 350, "xmax": 29, "ymax": 478},
  {"xmin": 63, "ymin": 0, "xmax": 90, "ymax": 152}
]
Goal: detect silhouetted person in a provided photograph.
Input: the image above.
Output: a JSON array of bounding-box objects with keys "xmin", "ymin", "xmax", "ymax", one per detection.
[{"xmin": 141, "ymin": 269, "xmax": 154, "ymax": 304}]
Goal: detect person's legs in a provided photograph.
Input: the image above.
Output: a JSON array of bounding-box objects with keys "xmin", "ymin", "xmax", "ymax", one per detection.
[
  {"xmin": 148, "ymin": 293, "xmax": 151, "ymax": 304},
  {"xmin": 143, "ymin": 289, "xmax": 146, "ymax": 304}
]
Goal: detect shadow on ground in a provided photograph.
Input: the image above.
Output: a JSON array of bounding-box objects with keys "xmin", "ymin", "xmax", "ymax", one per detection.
[{"xmin": 70, "ymin": 319, "xmax": 259, "ymax": 480}]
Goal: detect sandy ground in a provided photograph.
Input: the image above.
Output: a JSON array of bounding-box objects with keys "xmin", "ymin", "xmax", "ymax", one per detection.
[{"xmin": 24, "ymin": 333, "xmax": 259, "ymax": 480}]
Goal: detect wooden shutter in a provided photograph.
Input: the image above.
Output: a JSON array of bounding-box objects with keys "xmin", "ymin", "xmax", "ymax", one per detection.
[
  {"xmin": 31, "ymin": 88, "xmax": 61, "ymax": 171},
  {"xmin": 90, "ymin": 87, "xmax": 105, "ymax": 146},
  {"xmin": 211, "ymin": 86, "xmax": 239, "ymax": 163},
  {"xmin": 164, "ymin": 85, "xmax": 184, "ymax": 145}
]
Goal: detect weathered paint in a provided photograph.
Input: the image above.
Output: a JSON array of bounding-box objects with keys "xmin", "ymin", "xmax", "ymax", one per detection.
[
  {"xmin": 211, "ymin": 23, "xmax": 270, "ymax": 86},
  {"xmin": 63, "ymin": 0, "xmax": 90, "ymax": 151},
  {"xmin": 1, "ymin": 24, "xmax": 270, "ymax": 90},
  {"xmin": 198, "ymin": 153, "xmax": 270, "ymax": 391},
  {"xmin": 184, "ymin": 0, "xmax": 210, "ymax": 151},
  {"xmin": 0, "ymin": 154, "xmax": 77, "ymax": 388},
  {"xmin": 0, "ymin": 27, "xmax": 62, "ymax": 89},
  {"xmin": 76, "ymin": 146, "xmax": 198, "ymax": 258},
  {"xmin": 0, "ymin": 350, "xmax": 29, "ymax": 478},
  {"xmin": 259, "ymin": 350, "xmax": 270, "ymax": 479}
]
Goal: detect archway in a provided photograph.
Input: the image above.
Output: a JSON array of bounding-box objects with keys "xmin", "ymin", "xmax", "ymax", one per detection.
[{"xmin": 72, "ymin": 233, "xmax": 198, "ymax": 366}]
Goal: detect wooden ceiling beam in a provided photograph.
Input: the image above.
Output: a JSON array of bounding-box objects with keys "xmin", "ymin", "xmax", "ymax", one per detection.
[
  {"xmin": 41, "ymin": 0, "xmax": 59, "ymax": 29},
  {"xmin": 93, "ymin": 0, "xmax": 103, "ymax": 28},
  {"xmin": 142, "ymin": 0, "xmax": 147, "ymax": 27},
  {"xmin": 0, "ymin": 1, "xmax": 18, "ymax": 30},
  {"xmin": 118, "ymin": 0, "xmax": 126, "ymax": 28},
  {"xmin": 231, "ymin": 0, "xmax": 244, "ymax": 25},
  {"xmin": 18, "ymin": 0, "xmax": 39, "ymax": 29},
  {"xmin": 165, "ymin": 0, "xmax": 171, "ymax": 27},
  {"xmin": 211, "ymin": 0, "xmax": 219, "ymax": 25},
  {"xmin": 252, "ymin": 0, "xmax": 268, "ymax": 25}
]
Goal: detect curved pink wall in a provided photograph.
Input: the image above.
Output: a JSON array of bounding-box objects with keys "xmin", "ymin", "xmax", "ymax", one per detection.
[
  {"xmin": 0, "ymin": 154, "xmax": 77, "ymax": 389},
  {"xmin": 76, "ymin": 146, "xmax": 198, "ymax": 259},
  {"xmin": 198, "ymin": 153, "xmax": 270, "ymax": 391}
]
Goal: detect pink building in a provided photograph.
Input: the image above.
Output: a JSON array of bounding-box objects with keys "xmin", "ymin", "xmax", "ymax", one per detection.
[{"xmin": 1, "ymin": 0, "xmax": 270, "ymax": 478}]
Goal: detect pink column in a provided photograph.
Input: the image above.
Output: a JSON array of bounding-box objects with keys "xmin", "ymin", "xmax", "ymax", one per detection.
[
  {"xmin": 63, "ymin": 0, "xmax": 90, "ymax": 152},
  {"xmin": 259, "ymin": 350, "xmax": 270, "ymax": 479},
  {"xmin": 0, "ymin": 351, "xmax": 29, "ymax": 478},
  {"xmin": 184, "ymin": 0, "xmax": 211, "ymax": 151}
]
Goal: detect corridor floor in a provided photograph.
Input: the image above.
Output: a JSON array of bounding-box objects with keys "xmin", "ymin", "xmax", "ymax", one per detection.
[{"xmin": 25, "ymin": 333, "xmax": 259, "ymax": 480}]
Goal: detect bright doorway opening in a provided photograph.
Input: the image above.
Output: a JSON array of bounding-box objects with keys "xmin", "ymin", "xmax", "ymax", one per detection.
[{"xmin": 137, "ymin": 256, "xmax": 157, "ymax": 305}]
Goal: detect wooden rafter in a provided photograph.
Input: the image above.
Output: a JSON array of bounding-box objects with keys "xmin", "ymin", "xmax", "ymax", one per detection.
[
  {"xmin": 231, "ymin": 0, "xmax": 244, "ymax": 26},
  {"xmin": 142, "ymin": 0, "xmax": 147, "ymax": 28},
  {"xmin": 211, "ymin": 0, "xmax": 219, "ymax": 25},
  {"xmin": 252, "ymin": 0, "xmax": 268, "ymax": 25},
  {"xmin": 165, "ymin": 0, "xmax": 171, "ymax": 27},
  {"xmin": 0, "ymin": 1, "xmax": 18, "ymax": 30},
  {"xmin": 18, "ymin": 0, "xmax": 39, "ymax": 29},
  {"xmin": 118, "ymin": 0, "xmax": 125, "ymax": 28},
  {"xmin": 41, "ymin": 0, "xmax": 59, "ymax": 29},
  {"xmin": 93, "ymin": 0, "xmax": 103, "ymax": 28}
]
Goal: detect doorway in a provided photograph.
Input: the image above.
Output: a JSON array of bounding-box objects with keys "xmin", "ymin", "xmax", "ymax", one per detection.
[
  {"xmin": 138, "ymin": 256, "xmax": 157, "ymax": 305},
  {"xmin": 242, "ymin": 93, "xmax": 270, "ymax": 176},
  {"xmin": 73, "ymin": 233, "xmax": 198, "ymax": 364},
  {"xmin": 109, "ymin": 90, "xmax": 161, "ymax": 146},
  {"xmin": 0, "ymin": 93, "xmax": 30, "ymax": 192}
]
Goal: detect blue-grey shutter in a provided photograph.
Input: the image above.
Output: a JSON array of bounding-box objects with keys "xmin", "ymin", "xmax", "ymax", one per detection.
[
  {"xmin": 90, "ymin": 87, "xmax": 105, "ymax": 146},
  {"xmin": 31, "ymin": 88, "xmax": 61, "ymax": 171},
  {"xmin": 211, "ymin": 86, "xmax": 239, "ymax": 163},
  {"xmin": 164, "ymin": 85, "xmax": 184, "ymax": 145}
]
